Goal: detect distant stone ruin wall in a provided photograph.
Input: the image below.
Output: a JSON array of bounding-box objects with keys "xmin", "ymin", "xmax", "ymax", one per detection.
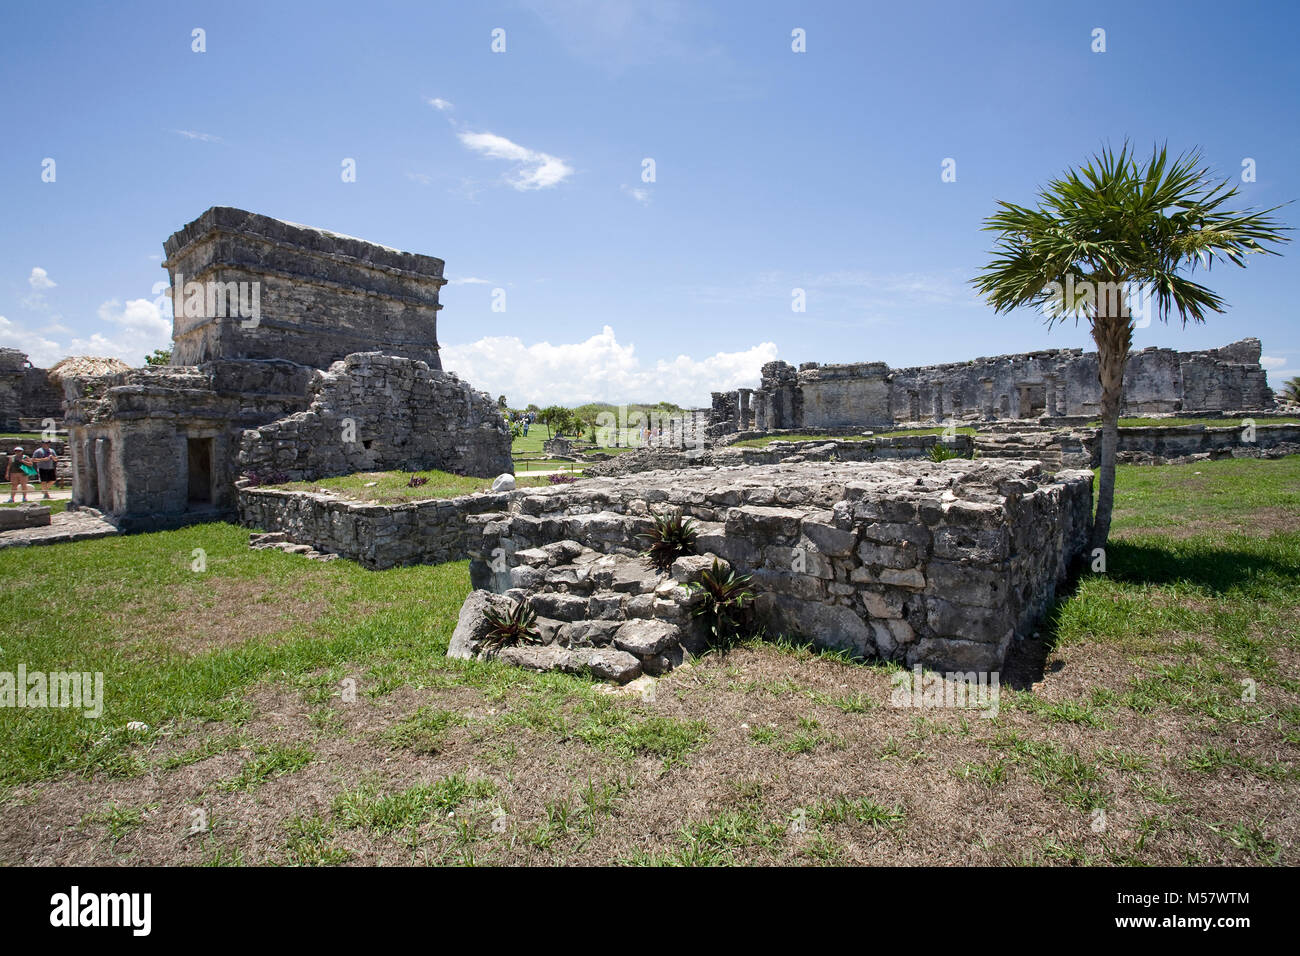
[
  {"xmin": 163, "ymin": 206, "xmax": 445, "ymax": 369},
  {"xmin": 714, "ymin": 339, "xmax": 1274, "ymax": 433},
  {"xmin": 237, "ymin": 487, "xmax": 510, "ymax": 569},
  {"xmin": 0, "ymin": 349, "xmax": 64, "ymax": 430},
  {"xmin": 584, "ymin": 434, "xmax": 975, "ymax": 477},
  {"xmin": 238, "ymin": 352, "xmax": 512, "ymax": 482},
  {"xmin": 1098, "ymin": 422, "xmax": 1300, "ymax": 466}
]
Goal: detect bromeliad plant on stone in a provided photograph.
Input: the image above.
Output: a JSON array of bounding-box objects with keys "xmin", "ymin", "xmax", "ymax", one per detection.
[
  {"xmin": 481, "ymin": 600, "xmax": 541, "ymax": 651},
  {"xmin": 636, "ymin": 511, "xmax": 699, "ymax": 572},
  {"xmin": 689, "ymin": 559, "xmax": 756, "ymax": 648}
]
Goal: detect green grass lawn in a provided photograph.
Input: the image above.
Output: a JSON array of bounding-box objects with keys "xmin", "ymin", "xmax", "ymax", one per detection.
[
  {"xmin": 734, "ymin": 426, "xmax": 976, "ymax": 448},
  {"xmin": 269, "ymin": 468, "xmax": 553, "ymax": 503},
  {"xmin": 1, "ymin": 455, "xmax": 1296, "ymax": 865},
  {"xmin": 1, "ymin": 497, "xmax": 68, "ymax": 514}
]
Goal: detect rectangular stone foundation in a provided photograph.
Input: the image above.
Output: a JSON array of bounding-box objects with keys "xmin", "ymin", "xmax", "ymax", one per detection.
[{"xmin": 465, "ymin": 459, "xmax": 1093, "ymax": 672}]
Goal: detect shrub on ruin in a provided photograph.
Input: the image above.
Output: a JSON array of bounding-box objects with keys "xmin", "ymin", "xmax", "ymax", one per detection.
[
  {"xmin": 241, "ymin": 470, "xmax": 290, "ymax": 487},
  {"xmin": 929, "ymin": 442, "xmax": 960, "ymax": 462},
  {"xmin": 481, "ymin": 601, "xmax": 540, "ymax": 650},
  {"xmin": 407, "ymin": 474, "xmax": 429, "ymax": 488},
  {"xmin": 689, "ymin": 559, "xmax": 755, "ymax": 647},
  {"xmin": 637, "ymin": 511, "xmax": 699, "ymax": 572}
]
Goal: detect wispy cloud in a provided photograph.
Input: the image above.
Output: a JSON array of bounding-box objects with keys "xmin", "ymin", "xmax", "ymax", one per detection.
[
  {"xmin": 28, "ymin": 267, "xmax": 56, "ymax": 291},
  {"xmin": 622, "ymin": 184, "xmax": 652, "ymax": 205},
  {"xmin": 175, "ymin": 129, "xmax": 223, "ymax": 143},
  {"xmin": 446, "ymin": 276, "xmax": 491, "ymax": 286},
  {"xmin": 456, "ymin": 131, "xmax": 573, "ymax": 191},
  {"xmin": 426, "ymin": 97, "xmax": 454, "ymax": 111}
]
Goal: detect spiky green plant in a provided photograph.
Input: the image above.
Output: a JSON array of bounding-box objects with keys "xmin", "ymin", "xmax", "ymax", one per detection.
[
  {"xmin": 689, "ymin": 559, "xmax": 756, "ymax": 647},
  {"xmin": 481, "ymin": 601, "xmax": 540, "ymax": 650},
  {"xmin": 1280, "ymin": 376, "xmax": 1300, "ymax": 404},
  {"xmin": 929, "ymin": 442, "xmax": 960, "ymax": 462},
  {"xmin": 637, "ymin": 511, "xmax": 699, "ymax": 572},
  {"xmin": 973, "ymin": 143, "xmax": 1290, "ymax": 548}
]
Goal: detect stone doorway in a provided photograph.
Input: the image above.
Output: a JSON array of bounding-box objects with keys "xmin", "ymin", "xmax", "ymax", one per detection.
[{"xmin": 187, "ymin": 437, "xmax": 213, "ymax": 506}]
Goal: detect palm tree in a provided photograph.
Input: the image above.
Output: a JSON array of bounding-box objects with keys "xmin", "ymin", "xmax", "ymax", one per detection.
[
  {"xmin": 1280, "ymin": 376, "xmax": 1300, "ymax": 404},
  {"xmin": 973, "ymin": 144, "xmax": 1289, "ymax": 548}
]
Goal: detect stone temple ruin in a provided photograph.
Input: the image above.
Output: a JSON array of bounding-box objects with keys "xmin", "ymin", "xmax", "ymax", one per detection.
[
  {"xmin": 710, "ymin": 339, "xmax": 1275, "ymax": 432},
  {"xmin": 62, "ymin": 207, "xmax": 510, "ymax": 529}
]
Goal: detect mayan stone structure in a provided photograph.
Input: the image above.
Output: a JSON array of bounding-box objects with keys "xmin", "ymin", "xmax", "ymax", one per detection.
[
  {"xmin": 165, "ymin": 207, "xmax": 445, "ymax": 369},
  {"xmin": 713, "ymin": 339, "xmax": 1275, "ymax": 433},
  {"xmin": 239, "ymin": 352, "xmax": 511, "ymax": 481},
  {"xmin": 64, "ymin": 207, "xmax": 509, "ymax": 530},
  {"xmin": 456, "ymin": 458, "xmax": 1093, "ymax": 678},
  {"xmin": 0, "ymin": 349, "xmax": 63, "ymax": 430}
]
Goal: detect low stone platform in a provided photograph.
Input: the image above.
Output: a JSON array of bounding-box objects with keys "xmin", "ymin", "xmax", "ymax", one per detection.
[
  {"xmin": 0, "ymin": 507, "xmax": 121, "ymax": 549},
  {"xmin": 457, "ymin": 459, "xmax": 1093, "ymax": 676}
]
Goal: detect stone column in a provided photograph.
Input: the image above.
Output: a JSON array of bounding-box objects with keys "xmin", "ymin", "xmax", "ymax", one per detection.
[
  {"xmin": 932, "ymin": 384, "xmax": 945, "ymax": 419},
  {"xmin": 980, "ymin": 378, "xmax": 994, "ymax": 419},
  {"xmin": 1043, "ymin": 374, "xmax": 1057, "ymax": 418},
  {"xmin": 738, "ymin": 388, "xmax": 753, "ymax": 430}
]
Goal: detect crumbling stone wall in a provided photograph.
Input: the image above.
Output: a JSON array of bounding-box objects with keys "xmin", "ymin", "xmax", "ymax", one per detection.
[
  {"xmin": 583, "ymin": 433, "xmax": 975, "ymax": 477},
  {"xmin": 164, "ymin": 206, "xmax": 445, "ymax": 369},
  {"xmin": 237, "ymin": 486, "xmax": 510, "ymax": 569},
  {"xmin": 0, "ymin": 349, "xmax": 64, "ymax": 430},
  {"xmin": 463, "ymin": 459, "xmax": 1093, "ymax": 673},
  {"xmin": 721, "ymin": 338, "xmax": 1275, "ymax": 433},
  {"xmin": 238, "ymin": 353, "xmax": 511, "ymax": 481}
]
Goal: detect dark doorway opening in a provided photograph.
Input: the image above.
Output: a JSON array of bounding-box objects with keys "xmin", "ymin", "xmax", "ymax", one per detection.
[{"xmin": 187, "ymin": 437, "xmax": 213, "ymax": 505}]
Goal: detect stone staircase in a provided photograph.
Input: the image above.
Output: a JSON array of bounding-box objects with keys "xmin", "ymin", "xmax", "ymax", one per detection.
[{"xmin": 974, "ymin": 425, "xmax": 1066, "ymax": 471}]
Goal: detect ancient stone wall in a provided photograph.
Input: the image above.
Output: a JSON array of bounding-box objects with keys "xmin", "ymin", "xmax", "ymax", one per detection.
[
  {"xmin": 163, "ymin": 206, "xmax": 445, "ymax": 369},
  {"xmin": 238, "ymin": 353, "xmax": 511, "ymax": 481},
  {"xmin": 62, "ymin": 361, "xmax": 313, "ymax": 528},
  {"xmin": 583, "ymin": 433, "xmax": 975, "ymax": 477},
  {"xmin": 0, "ymin": 349, "xmax": 64, "ymax": 430},
  {"xmin": 237, "ymin": 486, "xmax": 510, "ymax": 569},
  {"xmin": 718, "ymin": 339, "xmax": 1275, "ymax": 433},
  {"xmin": 463, "ymin": 459, "xmax": 1093, "ymax": 673}
]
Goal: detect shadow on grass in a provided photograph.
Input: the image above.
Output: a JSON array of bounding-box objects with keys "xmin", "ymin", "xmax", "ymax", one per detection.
[{"xmin": 1003, "ymin": 534, "xmax": 1299, "ymax": 690}]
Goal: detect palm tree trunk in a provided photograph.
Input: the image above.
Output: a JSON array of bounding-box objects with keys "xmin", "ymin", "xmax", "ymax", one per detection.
[{"xmin": 1090, "ymin": 306, "xmax": 1133, "ymax": 550}]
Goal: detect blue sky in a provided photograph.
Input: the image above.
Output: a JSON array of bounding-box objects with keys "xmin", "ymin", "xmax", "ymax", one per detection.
[{"xmin": 2, "ymin": 0, "xmax": 1296, "ymax": 406}]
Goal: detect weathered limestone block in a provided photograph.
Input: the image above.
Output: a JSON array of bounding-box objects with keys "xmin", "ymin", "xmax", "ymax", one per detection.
[{"xmin": 457, "ymin": 459, "xmax": 1093, "ymax": 676}]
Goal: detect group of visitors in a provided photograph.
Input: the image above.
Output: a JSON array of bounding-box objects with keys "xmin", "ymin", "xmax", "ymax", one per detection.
[{"xmin": 5, "ymin": 440, "xmax": 58, "ymax": 503}]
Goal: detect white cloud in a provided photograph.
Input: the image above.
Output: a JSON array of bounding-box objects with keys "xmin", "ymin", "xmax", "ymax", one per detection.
[
  {"xmin": 1260, "ymin": 354, "xmax": 1286, "ymax": 370},
  {"xmin": 446, "ymin": 276, "xmax": 491, "ymax": 286},
  {"xmin": 175, "ymin": 129, "xmax": 222, "ymax": 143},
  {"xmin": 0, "ymin": 315, "xmax": 64, "ymax": 367},
  {"xmin": 426, "ymin": 97, "xmax": 454, "ymax": 111},
  {"xmin": 28, "ymin": 267, "xmax": 56, "ymax": 290},
  {"xmin": 456, "ymin": 131, "xmax": 573, "ymax": 191},
  {"xmin": 622, "ymin": 184, "xmax": 651, "ymax": 205},
  {"xmin": 440, "ymin": 324, "xmax": 776, "ymax": 407}
]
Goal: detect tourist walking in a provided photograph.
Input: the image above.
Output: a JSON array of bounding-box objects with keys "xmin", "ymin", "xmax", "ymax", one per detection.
[
  {"xmin": 6, "ymin": 447, "xmax": 34, "ymax": 503},
  {"xmin": 31, "ymin": 439, "xmax": 57, "ymax": 499}
]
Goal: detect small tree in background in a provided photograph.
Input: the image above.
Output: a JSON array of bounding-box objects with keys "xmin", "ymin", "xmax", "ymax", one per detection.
[
  {"xmin": 974, "ymin": 143, "xmax": 1289, "ymax": 548},
  {"xmin": 1280, "ymin": 376, "xmax": 1300, "ymax": 404},
  {"xmin": 144, "ymin": 348, "xmax": 172, "ymax": 366}
]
